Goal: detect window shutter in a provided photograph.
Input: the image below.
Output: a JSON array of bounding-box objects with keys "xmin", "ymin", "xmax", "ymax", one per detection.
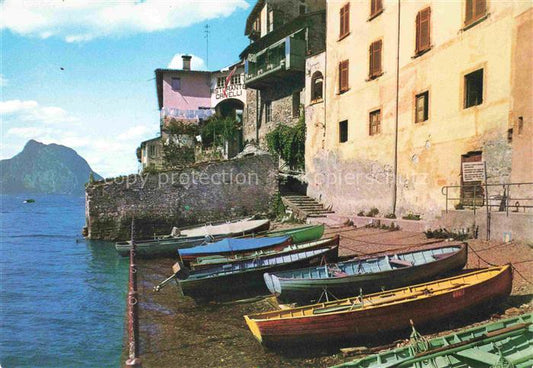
[
  {"xmin": 374, "ymin": 41, "xmax": 382, "ymax": 76},
  {"xmin": 415, "ymin": 12, "xmax": 421, "ymax": 53},
  {"xmin": 475, "ymin": 0, "xmax": 486, "ymax": 19},
  {"xmin": 369, "ymin": 44, "xmax": 374, "ymax": 77},
  {"xmin": 465, "ymin": 0, "xmax": 473, "ymax": 24},
  {"xmin": 340, "ymin": 7, "xmax": 344, "ymax": 37},
  {"xmin": 345, "ymin": 4, "xmax": 350, "ymax": 35},
  {"xmin": 418, "ymin": 8, "xmax": 430, "ymax": 53}
]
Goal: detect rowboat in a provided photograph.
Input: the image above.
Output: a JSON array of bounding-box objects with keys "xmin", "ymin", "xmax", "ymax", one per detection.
[
  {"xmin": 264, "ymin": 243, "xmax": 467, "ymax": 302},
  {"xmin": 178, "ymin": 236, "xmax": 293, "ymax": 263},
  {"xmin": 191, "ymin": 235, "xmax": 338, "ymax": 270},
  {"xmin": 114, "ymin": 218, "xmax": 270, "ymax": 257},
  {"xmin": 178, "ymin": 243, "xmax": 339, "ymax": 300},
  {"xmin": 244, "ymin": 265, "xmax": 513, "ymax": 346},
  {"xmin": 265, "ymin": 224, "xmax": 324, "ymax": 244},
  {"xmin": 332, "ymin": 313, "xmax": 532, "ymax": 367}
]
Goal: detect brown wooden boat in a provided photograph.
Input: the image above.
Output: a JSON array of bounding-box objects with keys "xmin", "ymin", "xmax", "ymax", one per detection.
[{"xmin": 244, "ymin": 265, "xmax": 513, "ymax": 346}]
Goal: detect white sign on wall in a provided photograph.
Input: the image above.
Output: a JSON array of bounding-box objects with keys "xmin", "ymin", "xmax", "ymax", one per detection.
[{"xmin": 462, "ymin": 162, "xmax": 486, "ymax": 182}]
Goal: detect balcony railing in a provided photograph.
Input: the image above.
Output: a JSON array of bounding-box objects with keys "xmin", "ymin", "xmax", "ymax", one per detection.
[{"xmin": 244, "ymin": 32, "xmax": 306, "ymax": 88}]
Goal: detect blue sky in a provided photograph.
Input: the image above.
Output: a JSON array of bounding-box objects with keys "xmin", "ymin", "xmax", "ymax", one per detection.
[{"xmin": 1, "ymin": 0, "xmax": 252, "ymax": 177}]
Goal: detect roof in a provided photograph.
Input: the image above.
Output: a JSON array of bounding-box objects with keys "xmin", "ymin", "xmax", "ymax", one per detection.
[{"xmin": 140, "ymin": 136, "xmax": 162, "ymax": 146}]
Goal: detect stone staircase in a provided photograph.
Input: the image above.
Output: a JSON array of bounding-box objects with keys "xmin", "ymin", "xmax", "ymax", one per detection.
[{"xmin": 281, "ymin": 193, "xmax": 334, "ymax": 220}]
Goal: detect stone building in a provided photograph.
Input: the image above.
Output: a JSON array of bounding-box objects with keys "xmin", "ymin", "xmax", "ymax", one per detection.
[
  {"xmin": 305, "ymin": 0, "xmax": 532, "ymax": 219},
  {"xmin": 138, "ymin": 56, "xmax": 247, "ymax": 170},
  {"xmin": 240, "ymin": 0, "xmax": 326, "ymax": 147}
]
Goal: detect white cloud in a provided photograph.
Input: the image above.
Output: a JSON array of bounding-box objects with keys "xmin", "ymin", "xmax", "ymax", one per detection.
[
  {"xmin": 1, "ymin": 99, "xmax": 156, "ymax": 177},
  {"xmin": 117, "ymin": 125, "xmax": 154, "ymax": 141},
  {"xmin": 0, "ymin": 74, "xmax": 8, "ymax": 87},
  {"xmin": 0, "ymin": 0, "xmax": 249, "ymax": 43},
  {"xmin": 167, "ymin": 53, "xmax": 206, "ymax": 70},
  {"xmin": 1, "ymin": 99, "xmax": 79, "ymax": 125}
]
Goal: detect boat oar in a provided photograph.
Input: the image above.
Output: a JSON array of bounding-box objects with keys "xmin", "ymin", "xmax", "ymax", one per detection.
[{"xmin": 154, "ymin": 262, "xmax": 190, "ymax": 292}]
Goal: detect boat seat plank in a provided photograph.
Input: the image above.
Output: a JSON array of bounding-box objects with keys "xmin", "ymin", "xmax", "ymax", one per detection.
[
  {"xmin": 453, "ymin": 348, "xmax": 500, "ymax": 365},
  {"xmin": 389, "ymin": 259, "xmax": 413, "ymax": 267}
]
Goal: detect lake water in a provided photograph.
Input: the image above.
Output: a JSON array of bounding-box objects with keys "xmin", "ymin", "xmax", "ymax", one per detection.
[{"xmin": 0, "ymin": 194, "xmax": 128, "ymax": 367}]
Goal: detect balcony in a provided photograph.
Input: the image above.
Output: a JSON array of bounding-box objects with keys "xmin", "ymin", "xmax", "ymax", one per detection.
[{"xmin": 244, "ymin": 31, "xmax": 306, "ymax": 89}]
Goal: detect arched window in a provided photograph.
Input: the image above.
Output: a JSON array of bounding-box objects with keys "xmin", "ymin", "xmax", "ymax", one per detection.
[{"xmin": 311, "ymin": 71, "xmax": 323, "ymax": 102}]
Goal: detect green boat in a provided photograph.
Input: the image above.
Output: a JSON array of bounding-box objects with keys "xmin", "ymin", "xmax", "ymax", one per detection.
[
  {"xmin": 115, "ymin": 223, "xmax": 323, "ymax": 258},
  {"xmin": 265, "ymin": 224, "xmax": 324, "ymax": 244},
  {"xmin": 331, "ymin": 313, "xmax": 533, "ymax": 368}
]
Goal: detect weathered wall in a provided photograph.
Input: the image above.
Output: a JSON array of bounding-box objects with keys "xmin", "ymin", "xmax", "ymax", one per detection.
[
  {"xmin": 243, "ymin": 78, "xmax": 304, "ymax": 147},
  {"xmin": 162, "ymin": 71, "xmax": 211, "ymax": 111},
  {"xmin": 307, "ymin": 1, "xmax": 532, "ymax": 219},
  {"xmin": 85, "ymin": 154, "xmax": 278, "ymax": 241},
  {"xmin": 304, "ymin": 52, "xmax": 326, "ymax": 189}
]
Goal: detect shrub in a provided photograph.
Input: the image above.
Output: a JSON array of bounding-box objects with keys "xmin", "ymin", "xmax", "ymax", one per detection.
[
  {"xmin": 384, "ymin": 213, "xmax": 396, "ymax": 219},
  {"xmin": 265, "ymin": 115, "xmax": 306, "ymax": 171},
  {"xmin": 366, "ymin": 207, "xmax": 379, "ymax": 217}
]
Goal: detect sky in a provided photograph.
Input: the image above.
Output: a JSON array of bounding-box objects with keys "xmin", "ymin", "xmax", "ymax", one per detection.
[{"xmin": 1, "ymin": 0, "xmax": 252, "ymax": 177}]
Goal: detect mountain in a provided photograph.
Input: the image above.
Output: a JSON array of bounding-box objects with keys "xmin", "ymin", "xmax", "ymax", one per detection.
[{"xmin": 0, "ymin": 140, "xmax": 102, "ymax": 195}]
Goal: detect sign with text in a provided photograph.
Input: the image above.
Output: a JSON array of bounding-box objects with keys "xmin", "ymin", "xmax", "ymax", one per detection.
[{"xmin": 462, "ymin": 162, "xmax": 486, "ymax": 182}]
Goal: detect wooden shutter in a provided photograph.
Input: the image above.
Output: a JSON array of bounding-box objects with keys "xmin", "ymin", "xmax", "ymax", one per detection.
[
  {"xmin": 339, "ymin": 60, "xmax": 349, "ymax": 92},
  {"xmin": 371, "ymin": 0, "xmax": 383, "ymax": 17},
  {"xmin": 340, "ymin": 6, "xmax": 345, "ymax": 37},
  {"xmin": 465, "ymin": 0, "xmax": 473, "ymax": 24},
  {"xmin": 416, "ymin": 7, "xmax": 431, "ymax": 54},
  {"xmin": 340, "ymin": 3, "xmax": 350, "ymax": 38},
  {"xmin": 369, "ymin": 41, "xmax": 382, "ymax": 77},
  {"xmin": 474, "ymin": 0, "xmax": 486, "ymax": 19}
]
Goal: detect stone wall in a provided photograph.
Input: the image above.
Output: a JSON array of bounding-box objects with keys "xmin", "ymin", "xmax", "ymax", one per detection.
[
  {"xmin": 85, "ymin": 154, "xmax": 278, "ymax": 241},
  {"xmin": 243, "ymin": 78, "xmax": 304, "ymax": 147}
]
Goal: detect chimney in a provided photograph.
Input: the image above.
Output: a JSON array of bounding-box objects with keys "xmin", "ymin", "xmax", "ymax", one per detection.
[{"xmin": 182, "ymin": 55, "xmax": 192, "ymax": 71}]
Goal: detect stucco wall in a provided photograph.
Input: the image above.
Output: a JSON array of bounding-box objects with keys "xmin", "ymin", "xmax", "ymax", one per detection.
[
  {"xmin": 308, "ymin": 1, "xmax": 531, "ymax": 219},
  {"xmin": 162, "ymin": 71, "xmax": 211, "ymax": 111},
  {"xmin": 85, "ymin": 154, "xmax": 278, "ymax": 240}
]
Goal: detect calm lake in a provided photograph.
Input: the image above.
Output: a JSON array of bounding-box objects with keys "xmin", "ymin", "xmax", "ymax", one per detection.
[{"xmin": 0, "ymin": 194, "xmax": 128, "ymax": 367}]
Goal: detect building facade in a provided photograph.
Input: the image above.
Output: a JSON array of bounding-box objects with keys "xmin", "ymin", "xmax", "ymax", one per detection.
[
  {"xmin": 138, "ymin": 56, "xmax": 247, "ymax": 170},
  {"xmin": 306, "ymin": 0, "xmax": 532, "ymax": 219},
  {"xmin": 241, "ymin": 0, "xmax": 326, "ymax": 147}
]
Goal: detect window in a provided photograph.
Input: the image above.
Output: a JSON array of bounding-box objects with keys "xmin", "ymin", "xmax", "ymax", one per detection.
[
  {"xmin": 253, "ymin": 17, "xmax": 261, "ymax": 34},
  {"xmin": 464, "ymin": 69, "xmax": 483, "ymax": 108},
  {"xmin": 415, "ymin": 7, "xmax": 431, "ymax": 54},
  {"xmin": 231, "ymin": 74, "xmax": 241, "ymax": 85},
  {"xmin": 369, "ymin": 40, "xmax": 382, "ymax": 79},
  {"xmin": 369, "ymin": 110, "xmax": 381, "ymax": 136},
  {"xmin": 171, "ymin": 78, "xmax": 181, "ymax": 91},
  {"xmin": 148, "ymin": 144, "xmax": 156, "ymax": 157},
  {"xmin": 299, "ymin": 0, "xmax": 307, "ymax": 15},
  {"xmin": 339, "ymin": 120, "xmax": 348, "ymax": 143},
  {"xmin": 265, "ymin": 101, "xmax": 272, "ymax": 122},
  {"xmin": 311, "ymin": 71, "xmax": 324, "ymax": 102},
  {"xmin": 339, "ymin": 3, "xmax": 350, "ymax": 39},
  {"xmin": 415, "ymin": 91, "xmax": 429, "ymax": 123},
  {"xmin": 217, "ymin": 77, "xmax": 225, "ymax": 88},
  {"xmin": 370, "ymin": 0, "xmax": 383, "ymax": 18},
  {"xmin": 267, "ymin": 8, "xmax": 274, "ymax": 32},
  {"xmin": 339, "ymin": 60, "xmax": 349, "ymax": 93},
  {"xmin": 292, "ymin": 92, "xmax": 300, "ymax": 118},
  {"xmin": 465, "ymin": 0, "xmax": 487, "ymax": 27}
]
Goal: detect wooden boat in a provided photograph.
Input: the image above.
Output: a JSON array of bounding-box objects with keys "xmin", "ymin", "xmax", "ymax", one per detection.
[
  {"xmin": 114, "ymin": 218, "xmax": 270, "ymax": 257},
  {"xmin": 264, "ymin": 243, "xmax": 468, "ymax": 302},
  {"xmin": 332, "ymin": 313, "xmax": 532, "ymax": 367},
  {"xmin": 265, "ymin": 224, "xmax": 324, "ymax": 244},
  {"xmin": 178, "ymin": 243, "xmax": 339, "ymax": 300},
  {"xmin": 178, "ymin": 236, "xmax": 293, "ymax": 263},
  {"xmin": 244, "ymin": 265, "xmax": 513, "ymax": 346},
  {"xmin": 191, "ymin": 235, "xmax": 338, "ymax": 270}
]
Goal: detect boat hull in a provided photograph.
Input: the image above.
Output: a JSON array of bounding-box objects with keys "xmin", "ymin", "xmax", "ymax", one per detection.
[
  {"xmin": 180, "ymin": 245, "xmax": 339, "ymax": 300},
  {"xmin": 332, "ymin": 313, "xmax": 533, "ymax": 368},
  {"xmin": 265, "ymin": 244, "xmax": 468, "ymax": 302},
  {"xmin": 246, "ymin": 266, "xmax": 513, "ymax": 346},
  {"xmin": 115, "ymin": 219, "xmax": 270, "ymax": 257}
]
